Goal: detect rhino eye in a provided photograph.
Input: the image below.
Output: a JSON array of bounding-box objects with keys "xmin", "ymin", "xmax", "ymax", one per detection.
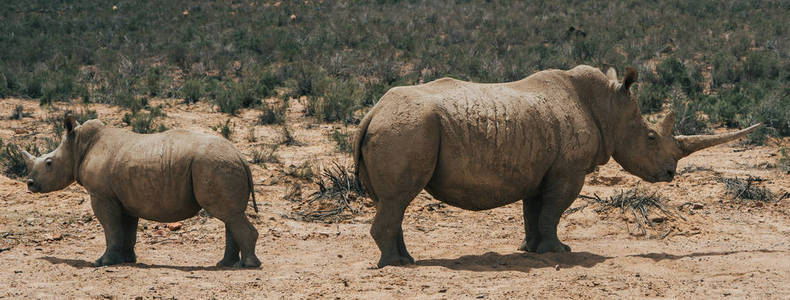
[{"xmin": 647, "ymin": 131, "xmax": 657, "ymax": 141}]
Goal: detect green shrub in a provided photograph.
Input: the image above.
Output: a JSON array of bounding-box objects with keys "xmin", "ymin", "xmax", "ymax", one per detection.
[
  {"xmin": 330, "ymin": 128, "xmax": 353, "ymax": 153},
  {"xmin": 9, "ymin": 105, "xmax": 29, "ymax": 120},
  {"xmin": 250, "ymin": 145, "xmax": 280, "ymax": 165},
  {"xmin": 637, "ymin": 83, "xmax": 667, "ymax": 114},
  {"xmin": 258, "ymin": 101, "xmax": 287, "ymax": 125},
  {"xmin": 309, "ymin": 79, "xmax": 361, "ymax": 123},
  {"xmin": 213, "ymin": 87, "xmax": 242, "ymax": 115},
  {"xmin": 779, "ymin": 147, "xmax": 790, "ymax": 174},
  {"xmin": 670, "ymin": 89, "xmax": 708, "ymax": 135},
  {"xmin": 144, "ymin": 67, "xmax": 165, "ymax": 96},
  {"xmin": 212, "ymin": 119, "xmax": 233, "ymax": 140},
  {"xmin": 180, "ymin": 78, "xmax": 203, "ymax": 103},
  {"xmin": 0, "ymin": 140, "xmax": 42, "ymax": 178}
]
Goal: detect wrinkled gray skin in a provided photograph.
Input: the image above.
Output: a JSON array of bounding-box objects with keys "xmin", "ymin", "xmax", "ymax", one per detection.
[
  {"xmin": 23, "ymin": 118, "xmax": 261, "ymax": 268},
  {"xmin": 354, "ymin": 65, "xmax": 760, "ymax": 268}
]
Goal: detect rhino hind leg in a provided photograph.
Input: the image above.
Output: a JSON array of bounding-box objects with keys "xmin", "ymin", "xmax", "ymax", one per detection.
[
  {"xmin": 362, "ymin": 117, "xmax": 439, "ymax": 267},
  {"xmin": 519, "ymin": 197, "xmax": 542, "ymax": 252},
  {"xmin": 216, "ymin": 226, "xmax": 240, "ymax": 267},
  {"xmin": 221, "ymin": 219, "xmax": 260, "ymax": 268},
  {"xmin": 535, "ymin": 172, "xmax": 585, "ymax": 254},
  {"xmin": 371, "ymin": 198, "xmax": 417, "ymax": 268},
  {"xmin": 192, "ymin": 160, "xmax": 261, "ymax": 268}
]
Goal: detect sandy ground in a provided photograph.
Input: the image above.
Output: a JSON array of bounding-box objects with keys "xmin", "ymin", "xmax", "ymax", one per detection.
[{"xmin": 0, "ymin": 98, "xmax": 789, "ymax": 299}]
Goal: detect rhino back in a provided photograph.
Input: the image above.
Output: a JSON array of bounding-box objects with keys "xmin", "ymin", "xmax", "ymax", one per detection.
[{"xmin": 391, "ymin": 74, "xmax": 601, "ymax": 209}]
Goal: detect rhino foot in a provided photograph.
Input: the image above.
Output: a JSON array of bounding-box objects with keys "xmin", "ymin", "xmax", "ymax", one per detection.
[
  {"xmin": 377, "ymin": 255, "xmax": 415, "ymax": 268},
  {"xmin": 518, "ymin": 237, "xmax": 541, "ymax": 252},
  {"xmin": 216, "ymin": 257, "xmax": 240, "ymax": 268},
  {"xmin": 93, "ymin": 252, "xmax": 129, "ymax": 267},
  {"xmin": 535, "ymin": 240, "xmax": 571, "ymax": 254},
  {"xmin": 239, "ymin": 256, "xmax": 261, "ymax": 268},
  {"xmin": 217, "ymin": 256, "xmax": 260, "ymax": 268}
]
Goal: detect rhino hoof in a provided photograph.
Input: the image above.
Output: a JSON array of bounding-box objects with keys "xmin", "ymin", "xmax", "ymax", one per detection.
[
  {"xmin": 239, "ymin": 256, "xmax": 262, "ymax": 268},
  {"xmin": 536, "ymin": 241, "xmax": 571, "ymax": 254},
  {"xmin": 377, "ymin": 255, "xmax": 415, "ymax": 268},
  {"xmin": 93, "ymin": 252, "xmax": 128, "ymax": 267},
  {"xmin": 216, "ymin": 258, "xmax": 240, "ymax": 268},
  {"xmin": 518, "ymin": 237, "xmax": 541, "ymax": 252}
]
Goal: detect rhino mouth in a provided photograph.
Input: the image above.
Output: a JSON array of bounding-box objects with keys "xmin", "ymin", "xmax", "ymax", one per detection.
[
  {"xmin": 652, "ymin": 170, "xmax": 676, "ymax": 183},
  {"xmin": 26, "ymin": 181, "xmax": 41, "ymax": 193}
]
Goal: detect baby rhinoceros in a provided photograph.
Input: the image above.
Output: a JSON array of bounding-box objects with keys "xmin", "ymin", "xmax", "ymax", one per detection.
[
  {"xmin": 354, "ymin": 65, "xmax": 760, "ymax": 268},
  {"xmin": 22, "ymin": 117, "xmax": 261, "ymax": 268}
]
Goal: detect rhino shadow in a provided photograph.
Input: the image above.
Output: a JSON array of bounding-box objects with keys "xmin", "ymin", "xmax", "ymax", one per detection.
[
  {"xmin": 628, "ymin": 249, "xmax": 786, "ymax": 261},
  {"xmin": 39, "ymin": 256, "xmax": 227, "ymax": 272},
  {"xmin": 415, "ymin": 251, "xmax": 610, "ymax": 273}
]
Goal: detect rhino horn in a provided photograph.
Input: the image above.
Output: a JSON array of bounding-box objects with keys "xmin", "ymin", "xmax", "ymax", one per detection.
[
  {"xmin": 676, "ymin": 123, "xmax": 762, "ymax": 156},
  {"xmin": 21, "ymin": 150, "xmax": 35, "ymax": 167},
  {"xmin": 658, "ymin": 111, "xmax": 675, "ymax": 136}
]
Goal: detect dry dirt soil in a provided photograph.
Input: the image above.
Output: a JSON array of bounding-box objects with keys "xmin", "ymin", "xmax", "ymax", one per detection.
[{"xmin": 0, "ymin": 98, "xmax": 789, "ymax": 299}]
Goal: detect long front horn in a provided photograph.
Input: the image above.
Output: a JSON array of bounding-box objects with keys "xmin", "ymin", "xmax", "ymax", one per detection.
[
  {"xmin": 676, "ymin": 123, "xmax": 762, "ymax": 156},
  {"xmin": 21, "ymin": 150, "xmax": 35, "ymax": 168}
]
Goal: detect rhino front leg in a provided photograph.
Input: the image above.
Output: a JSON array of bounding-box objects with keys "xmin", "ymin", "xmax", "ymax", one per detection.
[
  {"xmin": 536, "ymin": 172, "xmax": 585, "ymax": 254},
  {"xmin": 519, "ymin": 197, "xmax": 542, "ymax": 252},
  {"xmin": 120, "ymin": 213, "xmax": 138, "ymax": 263},
  {"xmin": 90, "ymin": 195, "xmax": 128, "ymax": 266}
]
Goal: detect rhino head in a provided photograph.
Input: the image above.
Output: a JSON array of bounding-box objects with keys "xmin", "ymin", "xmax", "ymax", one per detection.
[
  {"xmin": 23, "ymin": 115, "xmax": 82, "ymax": 193},
  {"xmin": 604, "ymin": 67, "xmax": 760, "ymax": 183}
]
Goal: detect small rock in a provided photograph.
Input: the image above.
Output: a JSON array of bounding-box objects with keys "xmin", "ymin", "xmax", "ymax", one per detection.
[
  {"xmin": 692, "ymin": 203, "xmax": 704, "ymax": 209},
  {"xmin": 554, "ymin": 264, "xmax": 560, "ymax": 271},
  {"xmin": 14, "ymin": 270, "xmax": 22, "ymax": 274},
  {"xmin": 166, "ymin": 222, "xmax": 183, "ymax": 231},
  {"xmin": 13, "ymin": 128, "xmax": 28, "ymax": 134},
  {"xmin": 154, "ymin": 229, "xmax": 166, "ymax": 236},
  {"xmin": 438, "ymin": 289, "xmax": 447, "ymax": 293},
  {"xmin": 48, "ymin": 233, "xmax": 64, "ymax": 241},
  {"xmin": 134, "ymin": 297, "xmax": 142, "ymax": 300}
]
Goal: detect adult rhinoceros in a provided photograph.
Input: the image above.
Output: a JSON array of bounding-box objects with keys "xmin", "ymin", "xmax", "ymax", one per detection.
[
  {"xmin": 22, "ymin": 117, "xmax": 261, "ymax": 267},
  {"xmin": 353, "ymin": 65, "xmax": 759, "ymax": 267}
]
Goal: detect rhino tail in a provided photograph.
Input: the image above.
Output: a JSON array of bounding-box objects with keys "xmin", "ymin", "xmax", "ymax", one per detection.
[
  {"xmin": 242, "ymin": 158, "xmax": 259, "ymax": 213},
  {"xmin": 353, "ymin": 107, "xmax": 379, "ymax": 202}
]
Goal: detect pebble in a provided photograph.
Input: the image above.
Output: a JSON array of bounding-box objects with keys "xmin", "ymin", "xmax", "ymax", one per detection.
[
  {"xmin": 555, "ymin": 264, "xmax": 560, "ymax": 271},
  {"xmin": 166, "ymin": 222, "xmax": 183, "ymax": 231}
]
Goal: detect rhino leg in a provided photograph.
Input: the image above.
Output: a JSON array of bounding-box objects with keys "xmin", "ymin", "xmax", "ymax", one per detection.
[
  {"xmin": 120, "ymin": 213, "xmax": 138, "ymax": 263},
  {"xmin": 220, "ymin": 219, "xmax": 260, "ymax": 268},
  {"xmin": 217, "ymin": 226, "xmax": 240, "ymax": 267},
  {"xmin": 192, "ymin": 161, "xmax": 261, "ymax": 268},
  {"xmin": 362, "ymin": 112, "xmax": 439, "ymax": 268},
  {"xmin": 536, "ymin": 173, "xmax": 585, "ymax": 254},
  {"xmin": 371, "ymin": 199, "xmax": 416, "ymax": 268},
  {"xmin": 90, "ymin": 195, "xmax": 129, "ymax": 266},
  {"xmin": 519, "ymin": 197, "xmax": 542, "ymax": 252}
]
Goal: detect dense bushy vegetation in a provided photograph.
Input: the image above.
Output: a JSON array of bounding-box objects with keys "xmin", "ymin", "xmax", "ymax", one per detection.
[{"xmin": 0, "ymin": 0, "xmax": 788, "ymax": 136}]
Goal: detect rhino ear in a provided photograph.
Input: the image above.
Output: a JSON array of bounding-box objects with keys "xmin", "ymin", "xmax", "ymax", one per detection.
[
  {"xmin": 606, "ymin": 67, "xmax": 618, "ymax": 81},
  {"xmin": 621, "ymin": 67, "xmax": 638, "ymax": 92},
  {"xmin": 659, "ymin": 111, "xmax": 675, "ymax": 136},
  {"xmin": 64, "ymin": 115, "xmax": 78, "ymax": 134}
]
